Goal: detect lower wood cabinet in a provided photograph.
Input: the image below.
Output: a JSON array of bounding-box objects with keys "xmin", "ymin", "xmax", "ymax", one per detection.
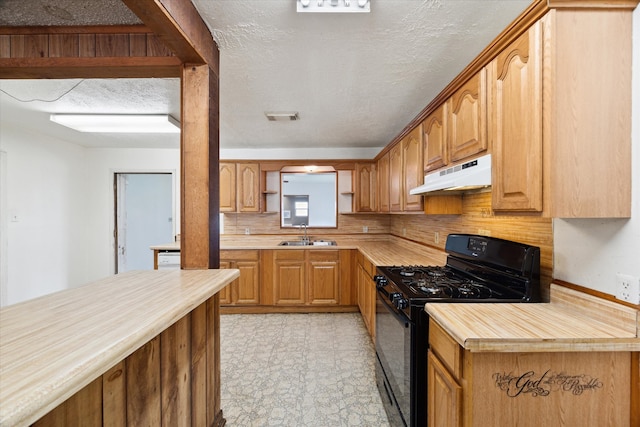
[
  {"xmin": 34, "ymin": 296, "xmax": 224, "ymax": 427},
  {"xmin": 428, "ymin": 318, "xmax": 634, "ymax": 426},
  {"xmin": 219, "ymin": 250, "xmax": 260, "ymax": 306},
  {"xmin": 260, "ymin": 249, "xmax": 355, "ymax": 310},
  {"xmin": 356, "ymin": 252, "xmax": 376, "ymax": 341},
  {"xmin": 270, "ymin": 249, "xmax": 307, "ymax": 305}
]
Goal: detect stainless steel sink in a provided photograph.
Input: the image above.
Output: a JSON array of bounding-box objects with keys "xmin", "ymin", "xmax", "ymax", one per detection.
[{"xmin": 278, "ymin": 240, "xmax": 337, "ymax": 246}]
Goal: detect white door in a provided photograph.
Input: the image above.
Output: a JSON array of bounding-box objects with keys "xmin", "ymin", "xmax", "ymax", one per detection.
[{"xmin": 116, "ymin": 173, "xmax": 173, "ymax": 273}]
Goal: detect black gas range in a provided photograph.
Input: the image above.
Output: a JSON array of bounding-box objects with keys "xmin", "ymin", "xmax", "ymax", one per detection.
[{"xmin": 374, "ymin": 234, "xmax": 540, "ymax": 427}]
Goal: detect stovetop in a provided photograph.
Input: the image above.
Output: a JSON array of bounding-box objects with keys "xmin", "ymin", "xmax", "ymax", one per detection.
[{"xmin": 376, "ymin": 262, "xmax": 535, "ymax": 305}]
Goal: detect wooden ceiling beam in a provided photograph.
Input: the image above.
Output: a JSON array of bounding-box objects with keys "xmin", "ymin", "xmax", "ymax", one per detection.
[
  {"xmin": 122, "ymin": 0, "xmax": 219, "ymax": 76},
  {"xmin": 0, "ymin": 57, "xmax": 182, "ymax": 79}
]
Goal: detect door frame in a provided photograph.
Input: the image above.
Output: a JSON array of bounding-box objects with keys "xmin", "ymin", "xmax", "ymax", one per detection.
[{"xmin": 112, "ymin": 168, "xmax": 177, "ymax": 274}]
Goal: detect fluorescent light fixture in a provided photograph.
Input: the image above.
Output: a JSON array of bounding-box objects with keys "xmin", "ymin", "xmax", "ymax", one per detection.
[
  {"xmin": 281, "ymin": 165, "xmax": 336, "ymax": 173},
  {"xmin": 49, "ymin": 114, "xmax": 181, "ymax": 133},
  {"xmin": 297, "ymin": 0, "xmax": 369, "ymax": 12},
  {"xmin": 265, "ymin": 112, "xmax": 299, "ymax": 121}
]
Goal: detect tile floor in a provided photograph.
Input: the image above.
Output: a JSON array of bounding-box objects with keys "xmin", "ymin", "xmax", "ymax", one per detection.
[{"xmin": 220, "ymin": 312, "xmax": 391, "ymax": 427}]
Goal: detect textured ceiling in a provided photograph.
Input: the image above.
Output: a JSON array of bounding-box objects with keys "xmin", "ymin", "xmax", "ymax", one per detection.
[
  {"xmin": 0, "ymin": 0, "xmax": 140, "ymax": 26},
  {"xmin": 0, "ymin": 0, "xmax": 531, "ymax": 157}
]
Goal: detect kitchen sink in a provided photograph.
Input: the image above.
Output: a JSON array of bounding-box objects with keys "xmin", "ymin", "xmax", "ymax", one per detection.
[{"xmin": 278, "ymin": 240, "xmax": 337, "ymax": 246}]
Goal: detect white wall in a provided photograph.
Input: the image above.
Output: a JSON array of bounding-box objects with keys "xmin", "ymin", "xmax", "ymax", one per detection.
[
  {"xmin": 2, "ymin": 123, "xmax": 88, "ymax": 305},
  {"xmin": 83, "ymin": 148, "xmax": 179, "ymax": 280},
  {"xmin": 0, "ymin": 120, "xmax": 180, "ymax": 306},
  {"xmin": 552, "ymin": 6, "xmax": 640, "ymax": 296}
]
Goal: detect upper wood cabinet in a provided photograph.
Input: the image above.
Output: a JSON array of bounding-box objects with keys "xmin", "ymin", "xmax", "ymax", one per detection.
[
  {"xmin": 491, "ymin": 7, "xmax": 632, "ymax": 218},
  {"xmin": 389, "ymin": 143, "xmax": 403, "ymax": 212},
  {"xmin": 377, "ymin": 153, "xmax": 390, "ymax": 213},
  {"xmin": 219, "ymin": 163, "xmax": 236, "ymax": 212},
  {"xmin": 422, "ymin": 71, "xmax": 486, "ymax": 175},
  {"xmin": 447, "ymin": 69, "xmax": 487, "ymax": 163},
  {"xmin": 422, "ymin": 103, "xmax": 447, "ymax": 173},
  {"xmin": 402, "ymin": 126, "xmax": 424, "ymax": 212},
  {"xmin": 219, "ymin": 162, "xmax": 261, "ymax": 213},
  {"xmin": 388, "ymin": 126, "xmax": 423, "ymax": 212},
  {"xmin": 354, "ymin": 163, "xmax": 377, "ymax": 212},
  {"xmin": 236, "ymin": 163, "xmax": 260, "ymax": 212},
  {"xmin": 490, "ymin": 22, "xmax": 543, "ymax": 213}
]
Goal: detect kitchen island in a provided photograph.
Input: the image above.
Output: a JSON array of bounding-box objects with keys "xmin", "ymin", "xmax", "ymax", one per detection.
[
  {"xmin": 425, "ymin": 284, "xmax": 640, "ymax": 426},
  {"xmin": 0, "ymin": 269, "xmax": 239, "ymax": 427}
]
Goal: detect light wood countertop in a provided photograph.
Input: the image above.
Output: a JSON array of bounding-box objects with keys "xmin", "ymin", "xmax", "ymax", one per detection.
[
  {"xmin": 152, "ymin": 234, "xmax": 448, "ymax": 267},
  {"xmin": 426, "ymin": 285, "xmax": 640, "ymax": 353},
  {"xmin": 0, "ymin": 269, "xmax": 239, "ymax": 427}
]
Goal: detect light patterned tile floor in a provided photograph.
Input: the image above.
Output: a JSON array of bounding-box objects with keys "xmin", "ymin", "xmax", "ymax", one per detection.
[{"xmin": 220, "ymin": 313, "xmax": 391, "ymax": 427}]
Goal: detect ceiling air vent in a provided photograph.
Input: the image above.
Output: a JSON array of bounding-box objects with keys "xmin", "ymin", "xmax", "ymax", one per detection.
[{"xmin": 265, "ymin": 112, "xmax": 299, "ymax": 121}]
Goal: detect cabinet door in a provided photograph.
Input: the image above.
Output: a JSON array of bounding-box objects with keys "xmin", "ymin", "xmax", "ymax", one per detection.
[
  {"xmin": 490, "ymin": 22, "xmax": 543, "ymax": 212},
  {"xmin": 447, "ymin": 70, "xmax": 487, "ymax": 162},
  {"xmin": 308, "ymin": 250, "xmax": 340, "ymax": 305},
  {"xmin": 218, "ymin": 260, "xmax": 233, "ymax": 304},
  {"xmin": 273, "ymin": 250, "xmax": 306, "ymax": 305},
  {"xmin": 235, "ymin": 260, "xmax": 260, "ymax": 305},
  {"xmin": 355, "ymin": 163, "xmax": 377, "ymax": 212},
  {"xmin": 236, "ymin": 163, "xmax": 260, "ymax": 212},
  {"xmin": 427, "ymin": 351, "xmax": 462, "ymax": 427},
  {"xmin": 219, "ymin": 163, "xmax": 236, "ymax": 212},
  {"xmin": 423, "ymin": 104, "xmax": 447, "ymax": 173},
  {"xmin": 357, "ymin": 264, "xmax": 370, "ymax": 332},
  {"xmin": 377, "ymin": 153, "xmax": 390, "ymax": 213},
  {"xmin": 402, "ymin": 127, "xmax": 424, "ymax": 212},
  {"xmin": 389, "ymin": 144, "xmax": 403, "ymax": 212}
]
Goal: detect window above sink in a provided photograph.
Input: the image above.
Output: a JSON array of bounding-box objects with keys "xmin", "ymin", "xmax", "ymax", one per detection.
[{"xmin": 281, "ymin": 171, "xmax": 337, "ymax": 228}]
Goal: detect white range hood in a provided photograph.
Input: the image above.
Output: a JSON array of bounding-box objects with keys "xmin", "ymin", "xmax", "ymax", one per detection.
[{"xmin": 409, "ymin": 154, "xmax": 492, "ymax": 195}]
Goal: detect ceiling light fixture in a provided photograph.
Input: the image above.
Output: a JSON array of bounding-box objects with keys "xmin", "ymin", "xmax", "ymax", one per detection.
[
  {"xmin": 297, "ymin": 0, "xmax": 369, "ymax": 13},
  {"xmin": 49, "ymin": 114, "xmax": 180, "ymax": 133},
  {"xmin": 281, "ymin": 165, "xmax": 336, "ymax": 173},
  {"xmin": 265, "ymin": 112, "xmax": 299, "ymax": 121}
]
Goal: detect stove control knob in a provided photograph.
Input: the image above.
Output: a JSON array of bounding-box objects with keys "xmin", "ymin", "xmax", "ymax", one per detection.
[
  {"xmin": 374, "ymin": 275, "xmax": 388, "ymax": 288},
  {"xmin": 389, "ymin": 292, "xmax": 402, "ymax": 303},
  {"xmin": 395, "ymin": 298, "xmax": 409, "ymax": 310}
]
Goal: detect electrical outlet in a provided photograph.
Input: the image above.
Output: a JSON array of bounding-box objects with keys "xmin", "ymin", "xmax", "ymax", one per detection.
[
  {"xmin": 363, "ymin": 226, "xmax": 368, "ymax": 233},
  {"xmin": 615, "ymin": 273, "xmax": 640, "ymax": 304},
  {"xmin": 244, "ymin": 228, "xmax": 250, "ymax": 235},
  {"xmin": 434, "ymin": 232, "xmax": 440, "ymax": 244},
  {"xmin": 402, "ymin": 228, "xmax": 407, "ymax": 237}
]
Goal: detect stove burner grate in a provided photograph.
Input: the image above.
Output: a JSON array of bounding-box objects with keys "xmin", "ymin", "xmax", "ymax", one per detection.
[{"xmin": 384, "ymin": 265, "xmax": 497, "ymax": 299}]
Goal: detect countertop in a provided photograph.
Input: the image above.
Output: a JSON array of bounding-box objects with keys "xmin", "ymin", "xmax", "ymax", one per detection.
[
  {"xmin": 426, "ymin": 284, "xmax": 640, "ymax": 353},
  {"xmin": 0, "ymin": 269, "xmax": 239, "ymax": 427},
  {"xmin": 151, "ymin": 234, "xmax": 448, "ymax": 267}
]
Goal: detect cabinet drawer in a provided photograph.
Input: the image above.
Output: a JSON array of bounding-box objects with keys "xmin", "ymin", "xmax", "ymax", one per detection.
[
  {"xmin": 220, "ymin": 250, "xmax": 259, "ymax": 261},
  {"xmin": 357, "ymin": 251, "xmax": 376, "ymax": 277},
  {"xmin": 308, "ymin": 249, "xmax": 339, "ymax": 262},
  {"xmin": 429, "ymin": 318, "xmax": 462, "ymax": 379}
]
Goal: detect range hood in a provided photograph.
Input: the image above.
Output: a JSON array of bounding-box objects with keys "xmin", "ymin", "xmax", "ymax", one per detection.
[{"xmin": 409, "ymin": 153, "xmax": 492, "ymax": 195}]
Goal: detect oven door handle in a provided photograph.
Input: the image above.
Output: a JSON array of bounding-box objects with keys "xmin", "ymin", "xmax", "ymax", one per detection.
[{"xmin": 377, "ymin": 290, "xmax": 411, "ymax": 327}]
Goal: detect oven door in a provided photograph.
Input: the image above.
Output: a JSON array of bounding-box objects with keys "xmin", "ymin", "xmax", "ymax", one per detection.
[{"xmin": 375, "ymin": 289, "xmax": 411, "ymax": 427}]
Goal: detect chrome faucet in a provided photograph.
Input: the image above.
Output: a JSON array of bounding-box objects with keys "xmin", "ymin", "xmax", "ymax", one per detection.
[{"xmin": 300, "ymin": 223, "xmax": 309, "ymax": 243}]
